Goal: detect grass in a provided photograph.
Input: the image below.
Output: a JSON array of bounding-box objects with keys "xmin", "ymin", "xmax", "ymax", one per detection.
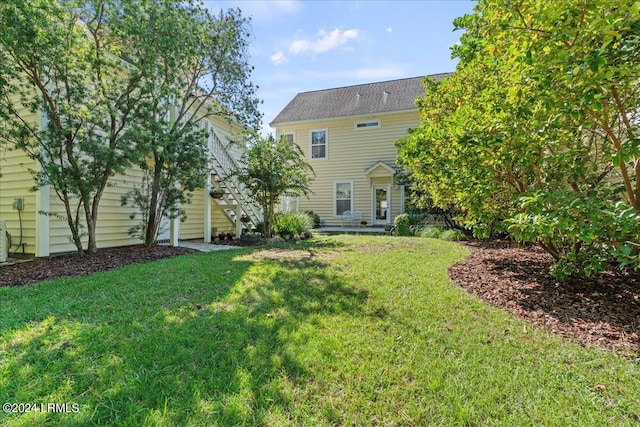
[{"xmin": 1, "ymin": 235, "xmax": 639, "ymax": 426}]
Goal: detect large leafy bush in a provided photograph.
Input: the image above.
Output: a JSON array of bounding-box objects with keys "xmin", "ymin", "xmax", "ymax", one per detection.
[{"xmin": 273, "ymin": 212, "xmax": 314, "ymax": 240}]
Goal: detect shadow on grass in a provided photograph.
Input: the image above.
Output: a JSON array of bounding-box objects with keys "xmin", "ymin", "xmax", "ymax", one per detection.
[{"xmin": 0, "ymin": 241, "xmax": 368, "ymax": 425}]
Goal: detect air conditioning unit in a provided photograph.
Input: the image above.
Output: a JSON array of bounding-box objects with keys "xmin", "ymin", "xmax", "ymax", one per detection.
[{"xmin": 0, "ymin": 220, "xmax": 7, "ymax": 263}]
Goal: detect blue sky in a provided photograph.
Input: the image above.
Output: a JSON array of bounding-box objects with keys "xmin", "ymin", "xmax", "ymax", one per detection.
[{"xmin": 204, "ymin": 1, "xmax": 476, "ymax": 134}]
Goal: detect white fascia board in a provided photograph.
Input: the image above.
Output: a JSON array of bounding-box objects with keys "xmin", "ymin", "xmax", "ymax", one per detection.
[{"xmin": 270, "ymin": 108, "xmax": 418, "ymax": 128}]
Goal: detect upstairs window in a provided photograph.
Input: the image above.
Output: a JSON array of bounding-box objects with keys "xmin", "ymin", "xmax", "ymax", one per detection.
[
  {"xmin": 310, "ymin": 129, "xmax": 327, "ymax": 159},
  {"xmin": 355, "ymin": 120, "xmax": 380, "ymax": 129}
]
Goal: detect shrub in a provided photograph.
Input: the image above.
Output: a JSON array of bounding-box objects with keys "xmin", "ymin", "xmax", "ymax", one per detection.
[
  {"xmin": 305, "ymin": 211, "xmax": 321, "ymax": 228},
  {"xmin": 393, "ymin": 214, "xmax": 413, "ymax": 236},
  {"xmin": 273, "ymin": 211, "xmax": 314, "ymax": 240},
  {"xmin": 254, "ymin": 221, "xmax": 265, "ymax": 235},
  {"xmin": 419, "ymin": 226, "xmax": 443, "ymax": 239},
  {"xmin": 506, "ymin": 191, "xmax": 640, "ymax": 280},
  {"xmin": 439, "ymin": 229, "xmax": 467, "ymax": 241}
]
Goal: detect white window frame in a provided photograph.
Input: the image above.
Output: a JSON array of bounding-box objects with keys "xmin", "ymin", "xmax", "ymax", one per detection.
[
  {"xmin": 334, "ymin": 180, "xmax": 354, "ymax": 217},
  {"xmin": 282, "ymin": 132, "xmax": 295, "ymax": 145},
  {"xmin": 281, "ymin": 193, "xmax": 300, "ymax": 212},
  {"xmin": 310, "ymin": 129, "xmax": 328, "ymax": 160},
  {"xmin": 354, "ymin": 120, "xmax": 381, "ymax": 130}
]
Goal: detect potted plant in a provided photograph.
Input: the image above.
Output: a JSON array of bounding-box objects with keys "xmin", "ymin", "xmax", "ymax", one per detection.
[
  {"xmin": 209, "ymin": 188, "xmax": 225, "ymax": 199},
  {"xmin": 360, "ymin": 220, "xmax": 368, "ymax": 228},
  {"xmin": 240, "ymin": 214, "xmax": 250, "ymax": 223}
]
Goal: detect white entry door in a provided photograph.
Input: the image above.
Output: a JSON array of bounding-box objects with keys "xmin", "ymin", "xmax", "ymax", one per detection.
[{"xmin": 373, "ymin": 185, "xmax": 391, "ymax": 225}]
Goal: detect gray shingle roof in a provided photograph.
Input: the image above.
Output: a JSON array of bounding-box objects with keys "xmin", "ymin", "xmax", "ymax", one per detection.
[{"xmin": 270, "ymin": 73, "xmax": 451, "ymax": 126}]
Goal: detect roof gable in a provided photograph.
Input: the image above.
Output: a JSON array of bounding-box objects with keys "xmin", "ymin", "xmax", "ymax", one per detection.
[
  {"xmin": 365, "ymin": 161, "xmax": 396, "ymax": 177},
  {"xmin": 270, "ymin": 73, "xmax": 451, "ymax": 126}
]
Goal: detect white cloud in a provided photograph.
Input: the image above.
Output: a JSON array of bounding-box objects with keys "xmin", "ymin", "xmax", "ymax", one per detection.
[
  {"xmin": 387, "ymin": 27, "xmax": 393, "ymax": 33},
  {"xmin": 289, "ymin": 28, "xmax": 359, "ymax": 55},
  {"xmin": 270, "ymin": 50, "xmax": 289, "ymax": 65}
]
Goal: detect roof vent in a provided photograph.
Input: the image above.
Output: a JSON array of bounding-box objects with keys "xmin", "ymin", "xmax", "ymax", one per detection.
[{"xmin": 383, "ymin": 90, "xmax": 390, "ymax": 104}]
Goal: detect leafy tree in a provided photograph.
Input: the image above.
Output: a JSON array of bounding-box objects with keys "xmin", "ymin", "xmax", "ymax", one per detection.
[
  {"xmin": 0, "ymin": 0, "xmax": 143, "ymax": 254},
  {"xmin": 397, "ymin": 0, "xmax": 640, "ymax": 278},
  {"xmin": 233, "ymin": 133, "xmax": 314, "ymax": 238},
  {"xmin": 118, "ymin": 3, "xmax": 260, "ymax": 246}
]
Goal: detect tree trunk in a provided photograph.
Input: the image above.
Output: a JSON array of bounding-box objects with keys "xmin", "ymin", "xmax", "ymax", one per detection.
[
  {"xmin": 144, "ymin": 162, "xmax": 169, "ymax": 246},
  {"xmin": 61, "ymin": 192, "xmax": 85, "ymax": 255}
]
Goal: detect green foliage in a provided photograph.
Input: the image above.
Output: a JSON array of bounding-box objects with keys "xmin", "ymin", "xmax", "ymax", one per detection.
[
  {"xmin": 273, "ymin": 211, "xmax": 314, "ymax": 240},
  {"xmin": 0, "ymin": 0, "xmax": 142, "ymax": 253},
  {"xmin": 0, "ymin": 0, "xmax": 260, "ymax": 252},
  {"xmin": 397, "ymin": 0, "xmax": 640, "ymax": 278},
  {"xmin": 233, "ymin": 133, "xmax": 315, "ymax": 238},
  {"xmin": 393, "ymin": 213, "xmax": 413, "ymax": 236},
  {"xmin": 394, "ymin": 213, "xmax": 427, "ymax": 236},
  {"xmin": 507, "ymin": 191, "xmax": 640, "ymax": 279},
  {"xmin": 419, "ymin": 226, "xmax": 444, "ymax": 239},
  {"xmin": 304, "ymin": 210, "xmax": 321, "ymax": 228},
  {"xmin": 439, "ymin": 229, "xmax": 467, "ymax": 242},
  {"xmin": 116, "ymin": 3, "xmax": 259, "ymax": 246}
]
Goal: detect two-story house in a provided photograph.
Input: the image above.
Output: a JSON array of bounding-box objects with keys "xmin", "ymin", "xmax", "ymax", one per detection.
[{"xmin": 270, "ymin": 74, "xmax": 448, "ymax": 227}]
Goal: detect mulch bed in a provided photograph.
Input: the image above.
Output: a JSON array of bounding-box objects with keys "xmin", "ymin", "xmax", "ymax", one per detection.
[
  {"xmin": 449, "ymin": 239, "xmax": 640, "ymax": 357},
  {"xmin": 0, "ymin": 245, "xmax": 197, "ymax": 287}
]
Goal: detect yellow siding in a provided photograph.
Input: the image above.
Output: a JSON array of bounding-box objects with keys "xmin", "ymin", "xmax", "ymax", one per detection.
[
  {"xmin": 3, "ymin": 66, "xmax": 248, "ymax": 256},
  {"xmin": 0, "ymin": 100, "xmax": 39, "ymax": 255},
  {"xmin": 276, "ymin": 111, "xmax": 418, "ymax": 226},
  {"xmin": 180, "ymin": 188, "xmax": 206, "ymax": 240},
  {"xmin": 0, "ymin": 149, "xmax": 37, "ymax": 255},
  {"xmin": 48, "ymin": 166, "xmax": 149, "ymax": 254},
  {"xmin": 210, "ymin": 203, "xmax": 235, "ymax": 236}
]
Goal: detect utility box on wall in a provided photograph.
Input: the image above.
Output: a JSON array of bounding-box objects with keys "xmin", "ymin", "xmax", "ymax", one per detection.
[{"xmin": 0, "ymin": 220, "xmax": 7, "ymax": 263}]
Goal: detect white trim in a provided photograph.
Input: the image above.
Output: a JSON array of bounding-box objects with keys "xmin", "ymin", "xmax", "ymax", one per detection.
[
  {"xmin": 364, "ymin": 160, "xmax": 396, "ymax": 176},
  {"xmin": 271, "ymin": 108, "xmax": 417, "ymax": 128},
  {"xmin": 169, "ymin": 216, "xmax": 180, "ymax": 247},
  {"xmin": 204, "ymin": 177, "xmax": 212, "ymax": 243},
  {"xmin": 35, "ymin": 109, "xmax": 50, "ymax": 257},
  {"xmin": 281, "ymin": 194, "xmax": 300, "ymax": 212},
  {"xmin": 283, "ymin": 132, "xmax": 295, "ymax": 145},
  {"xmin": 310, "ymin": 128, "xmax": 328, "ymax": 160},
  {"xmin": 372, "ymin": 184, "xmax": 391, "ymax": 225},
  {"xmin": 333, "ymin": 180, "xmax": 354, "ymax": 217},
  {"xmin": 35, "ymin": 185, "xmax": 50, "ymax": 257}
]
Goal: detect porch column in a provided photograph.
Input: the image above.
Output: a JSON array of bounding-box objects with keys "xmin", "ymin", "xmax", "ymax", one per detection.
[
  {"xmin": 35, "ymin": 110, "xmax": 50, "ymax": 257},
  {"xmin": 35, "ymin": 185, "xmax": 50, "ymax": 257},
  {"xmin": 204, "ymin": 176, "xmax": 212, "ymax": 243},
  {"xmin": 235, "ymin": 203, "xmax": 242, "ymax": 238}
]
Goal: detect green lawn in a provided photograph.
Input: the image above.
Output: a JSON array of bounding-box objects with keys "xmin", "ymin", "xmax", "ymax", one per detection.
[{"xmin": 1, "ymin": 235, "xmax": 639, "ymax": 426}]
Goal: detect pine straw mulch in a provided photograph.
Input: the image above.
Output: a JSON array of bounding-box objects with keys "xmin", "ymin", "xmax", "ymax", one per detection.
[
  {"xmin": 448, "ymin": 239, "xmax": 640, "ymax": 357},
  {"xmin": 0, "ymin": 245, "xmax": 197, "ymax": 287}
]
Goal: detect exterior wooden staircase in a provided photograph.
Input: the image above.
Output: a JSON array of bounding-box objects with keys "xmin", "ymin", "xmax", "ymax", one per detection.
[{"xmin": 208, "ymin": 127, "xmax": 262, "ymax": 236}]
